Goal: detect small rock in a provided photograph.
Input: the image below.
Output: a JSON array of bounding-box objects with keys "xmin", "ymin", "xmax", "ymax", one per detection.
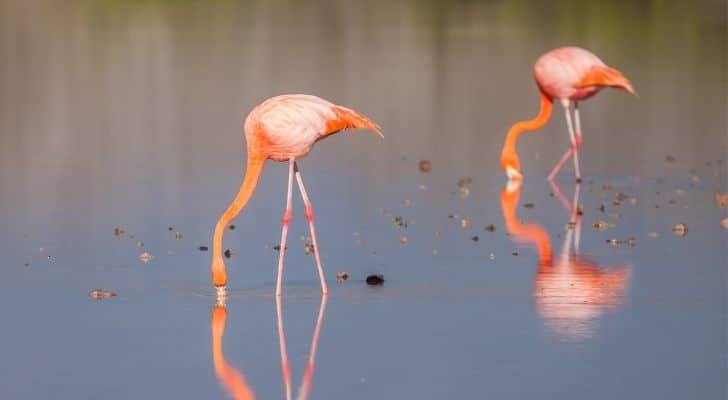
[
  {"xmin": 471, "ymin": 235, "xmax": 479, "ymax": 242},
  {"xmin": 627, "ymin": 237, "xmax": 636, "ymax": 247},
  {"xmin": 224, "ymin": 249, "xmax": 234, "ymax": 259},
  {"xmin": 715, "ymin": 192, "xmax": 728, "ymax": 209},
  {"xmin": 512, "ymin": 252, "xmax": 519, "ymax": 256},
  {"xmin": 489, "ymin": 252, "xmax": 495, "ymax": 260},
  {"xmin": 672, "ymin": 223, "xmax": 688, "ymax": 237},
  {"xmin": 138, "ymin": 252, "xmax": 154, "ymax": 263},
  {"xmin": 88, "ymin": 289, "xmax": 116, "ymax": 300},
  {"xmin": 136, "ymin": 241, "xmax": 144, "ymax": 248},
  {"xmin": 456, "ymin": 177, "xmax": 473, "ymax": 188},
  {"xmin": 606, "ymin": 238, "xmax": 621, "ymax": 246},
  {"xmin": 522, "ymin": 203, "xmax": 535, "ymax": 209},
  {"xmin": 484, "ymin": 224, "xmax": 496, "ymax": 232},
  {"xmin": 228, "ymin": 224, "xmax": 236, "ymax": 230},
  {"xmin": 304, "ymin": 243, "xmax": 315, "ymax": 255},
  {"xmin": 665, "ymin": 155, "xmax": 676, "ymax": 162},
  {"xmin": 592, "ymin": 220, "xmax": 612, "ymax": 231},
  {"xmin": 418, "ymin": 160, "xmax": 432, "ymax": 173},
  {"xmin": 365, "ymin": 274, "xmax": 385, "ymax": 285},
  {"xmin": 460, "ymin": 219, "xmax": 471, "ymax": 229},
  {"xmin": 648, "ymin": 231, "xmax": 659, "ymax": 238},
  {"xmin": 458, "ymin": 186, "xmax": 470, "ymax": 198},
  {"xmin": 401, "ymin": 199, "xmax": 411, "ymax": 207},
  {"xmin": 565, "ymin": 221, "xmax": 577, "ymax": 230},
  {"xmin": 721, "ymin": 217, "xmax": 728, "ymax": 230},
  {"xmin": 168, "ymin": 227, "xmax": 173, "ymax": 231},
  {"xmin": 399, "ymin": 236, "xmax": 408, "ymax": 246},
  {"xmin": 598, "ymin": 204, "xmax": 606, "ymax": 213},
  {"xmin": 273, "ymin": 244, "xmax": 288, "ymax": 251},
  {"xmin": 336, "ymin": 272, "xmax": 349, "ymax": 282},
  {"xmin": 576, "ymin": 206, "xmax": 583, "ymax": 216},
  {"xmin": 175, "ymin": 231, "xmax": 183, "ymax": 240},
  {"xmin": 393, "ymin": 216, "xmax": 406, "ymax": 228},
  {"xmin": 198, "ymin": 246, "xmax": 209, "ymax": 251},
  {"xmin": 113, "ymin": 227, "xmax": 125, "ymax": 237}
]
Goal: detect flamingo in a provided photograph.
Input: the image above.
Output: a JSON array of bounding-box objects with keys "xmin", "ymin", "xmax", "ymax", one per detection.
[
  {"xmin": 210, "ymin": 295, "xmax": 328, "ymax": 400},
  {"xmin": 500, "ymin": 180, "xmax": 631, "ymax": 340},
  {"xmin": 210, "ymin": 94, "xmax": 382, "ymax": 297},
  {"xmin": 500, "ymin": 46, "xmax": 635, "ymax": 182}
]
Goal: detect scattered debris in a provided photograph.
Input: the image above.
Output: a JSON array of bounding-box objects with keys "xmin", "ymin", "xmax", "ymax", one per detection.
[
  {"xmin": 393, "ymin": 216, "xmax": 407, "ymax": 228},
  {"xmin": 715, "ymin": 192, "xmax": 728, "ymax": 209},
  {"xmin": 598, "ymin": 204, "xmax": 606, "ymax": 213},
  {"xmin": 224, "ymin": 249, "xmax": 234, "ymax": 259},
  {"xmin": 228, "ymin": 224, "xmax": 236, "ymax": 230},
  {"xmin": 460, "ymin": 219, "xmax": 471, "ymax": 229},
  {"xmin": 401, "ymin": 199, "xmax": 411, "ymax": 207},
  {"xmin": 606, "ymin": 238, "xmax": 620, "ymax": 246},
  {"xmin": 365, "ymin": 274, "xmax": 384, "ymax": 285},
  {"xmin": 629, "ymin": 198, "xmax": 638, "ymax": 206},
  {"xmin": 592, "ymin": 220, "xmax": 613, "ymax": 231},
  {"xmin": 418, "ymin": 160, "xmax": 432, "ymax": 173},
  {"xmin": 665, "ymin": 155, "xmax": 676, "ymax": 162},
  {"xmin": 721, "ymin": 218, "xmax": 728, "ymax": 230},
  {"xmin": 458, "ymin": 186, "xmax": 470, "ymax": 198},
  {"xmin": 456, "ymin": 177, "xmax": 472, "ymax": 188},
  {"xmin": 336, "ymin": 272, "xmax": 349, "ymax": 282},
  {"xmin": 471, "ymin": 235, "xmax": 479, "ymax": 242},
  {"xmin": 512, "ymin": 252, "xmax": 519, "ymax": 256},
  {"xmin": 138, "ymin": 252, "xmax": 154, "ymax": 263},
  {"xmin": 522, "ymin": 203, "xmax": 535, "ymax": 209},
  {"xmin": 136, "ymin": 241, "xmax": 144, "ymax": 248},
  {"xmin": 648, "ymin": 231, "xmax": 659, "ymax": 238},
  {"xmin": 484, "ymin": 224, "xmax": 496, "ymax": 232},
  {"xmin": 672, "ymin": 223, "xmax": 688, "ymax": 237},
  {"xmin": 168, "ymin": 227, "xmax": 173, "ymax": 231},
  {"xmin": 273, "ymin": 244, "xmax": 288, "ymax": 251},
  {"xmin": 113, "ymin": 227, "xmax": 125, "ymax": 237},
  {"xmin": 576, "ymin": 205, "xmax": 583, "ymax": 216},
  {"xmin": 304, "ymin": 243, "xmax": 315, "ymax": 255},
  {"xmin": 613, "ymin": 192, "xmax": 629, "ymax": 206},
  {"xmin": 399, "ymin": 236, "xmax": 408, "ymax": 246},
  {"xmin": 565, "ymin": 221, "xmax": 577, "ymax": 229},
  {"xmin": 606, "ymin": 237, "xmax": 637, "ymax": 247},
  {"xmin": 198, "ymin": 246, "xmax": 209, "ymax": 251},
  {"xmin": 627, "ymin": 237, "xmax": 637, "ymax": 247},
  {"xmin": 175, "ymin": 231, "xmax": 182, "ymax": 240},
  {"xmin": 489, "ymin": 252, "xmax": 495, "ymax": 260},
  {"xmin": 24, "ymin": 262, "xmax": 30, "ymax": 267},
  {"xmin": 88, "ymin": 289, "xmax": 116, "ymax": 300}
]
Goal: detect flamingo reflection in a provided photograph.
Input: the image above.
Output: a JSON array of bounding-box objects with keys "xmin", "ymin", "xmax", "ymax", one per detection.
[
  {"xmin": 501, "ymin": 180, "xmax": 631, "ymax": 340},
  {"xmin": 210, "ymin": 295, "xmax": 328, "ymax": 400}
]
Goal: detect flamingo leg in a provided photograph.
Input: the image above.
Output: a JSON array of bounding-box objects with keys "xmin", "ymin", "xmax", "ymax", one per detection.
[
  {"xmin": 548, "ymin": 100, "xmax": 582, "ymax": 182},
  {"xmin": 295, "ymin": 294, "xmax": 328, "ymax": 400},
  {"xmin": 293, "ymin": 162, "xmax": 329, "ymax": 295},
  {"xmin": 276, "ymin": 295, "xmax": 293, "ymax": 400},
  {"xmin": 275, "ymin": 159, "xmax": 296, "ymax": 297}
]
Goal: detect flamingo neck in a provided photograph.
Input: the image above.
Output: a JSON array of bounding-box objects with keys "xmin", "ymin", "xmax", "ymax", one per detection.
[
  {"xmin": 501, "ymin": 91, "xmax": 553, "ymax": 170},
  {"xmin": 500, "ymin": 187, "xmax": 553, "ymax": 265},
  {"xmin": 211, "ymin": 152, "xmax": 265, "ymax": 276}
]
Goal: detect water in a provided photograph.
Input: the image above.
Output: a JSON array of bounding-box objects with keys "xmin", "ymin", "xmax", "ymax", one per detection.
[{"xmin": 1, "ymin": 1, "xmax": 726, "ymax": 399}]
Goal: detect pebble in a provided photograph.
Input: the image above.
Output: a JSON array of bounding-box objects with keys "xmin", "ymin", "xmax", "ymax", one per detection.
[
  {"xmin": 88, "ymin": 289, "xmax": 116, "ymax": 300},
  {"xmin": 565, "ymin": 221, "xmax": 577, "ymax": 230},
  {"xmin": 484, "ymin": 224, "xmax": 496, "ymax": 232},
  {"xmin": 113, "ymin": 227, "xmax": 125, "ymax": 237},
  {"xmin": 365, "ymin": 274, "xmax": 385, "ymax": 285},
  {"xmin": 458, "ymin": 186, "xmax": 470, "ymax": 198},
  {"xmin": 456, "ymin": 177, "xmax": 472, "ymax": 188},
  {"xmin": 648, "ymin": 231, "xmax": 659, "ymax": 238},
  {"xmin": 522, "ymin": 203, "xmax": 535, "ymax": 209},
  {"xmin": 224, "ymin": 249, "xmax": 234, "ymax": 259},
  {"xmin": 228, "ymin": 224, "xmax": 236, "ymax": 230},
  {"xmin": 138, "ymin": 252, "xmax": 154, "ymax": 263},
  {"xmin": 399, "ymin": 236, "xmax": 408, "ymax": 246},
  {"xmin": 460, "ymin": 219, "xmax": 471, "ymax": 229},
  {"xmin": 336, "ymin": 272, "xmax": 349, "ymax": 282},
  {"xmin": 393, "ymin": 216, "xmax": 406, "ymax": 228},
  {"xmin": 198, "ymin": 246, "xmax": 209, "ymax": 251},
  {"xmin": 672, "ymin": 223, "xmax": 688, "ymax": 237},
  {"xmin": 304, "ymin": 243, "xmax": 315, "ymax": 255},
  {"xmin": 418, "ymin": 160, "xmax": 432, "ymax": 173},
  {"xmin": 489, "ymin": 252, "xmax": 495, "ymax": 260},
  {"xmin": 471, "ymin": 235, "xmax": 479, "ymax": 242},
  {"xmin": 175, "ymin": 231, "xmax": 183, "ymax": 240},
  {"xmin": 168, "ymin": 227, "xmax": 173, "ymax": 231},
  {"xmin": 401, "ymin": 199, "xmax": 411, "ymax": 207},
  {"xmin": 592, "ymin": 220, "xmax": 612, "ymax": 231}
]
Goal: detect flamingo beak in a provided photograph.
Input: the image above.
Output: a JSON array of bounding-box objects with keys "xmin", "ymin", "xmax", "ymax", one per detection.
[{"xmin": 505, "ymin": 166, "xmax": 523, "ymax": 182}]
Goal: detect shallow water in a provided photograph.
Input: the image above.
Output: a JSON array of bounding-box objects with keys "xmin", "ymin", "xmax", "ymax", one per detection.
[{"xmin": 0, "ymin": 1, "xmax": 726, "ymax": 399}]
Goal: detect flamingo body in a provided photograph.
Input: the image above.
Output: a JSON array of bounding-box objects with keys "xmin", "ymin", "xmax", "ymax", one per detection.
[{"xmin": 500, "ymin": 46, "xmax": 635, "ymax": 181}]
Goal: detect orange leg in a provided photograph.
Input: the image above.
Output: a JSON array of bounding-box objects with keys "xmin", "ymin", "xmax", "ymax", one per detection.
[
  {"xmin": 275, "ymin": 159, "xmax": 295, "ymax": 297},
  {"xmin": 294, "ymin": 162, "xmax": 329, "ymax": 295}
]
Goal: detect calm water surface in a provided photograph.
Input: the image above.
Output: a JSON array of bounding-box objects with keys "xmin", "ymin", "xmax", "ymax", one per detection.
[{"xmin": 0, "ymin": 1, "xmax": 726, "ymax": 399}]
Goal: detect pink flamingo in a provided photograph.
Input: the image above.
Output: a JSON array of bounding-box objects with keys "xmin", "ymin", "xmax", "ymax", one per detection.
[
  {"xmin": 210, "ymin": 94, "xmax": 382, "ymax": 296},
  {"xmin": 500, "ymin": 46, "xmax": 635, "ymax": 182}
]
